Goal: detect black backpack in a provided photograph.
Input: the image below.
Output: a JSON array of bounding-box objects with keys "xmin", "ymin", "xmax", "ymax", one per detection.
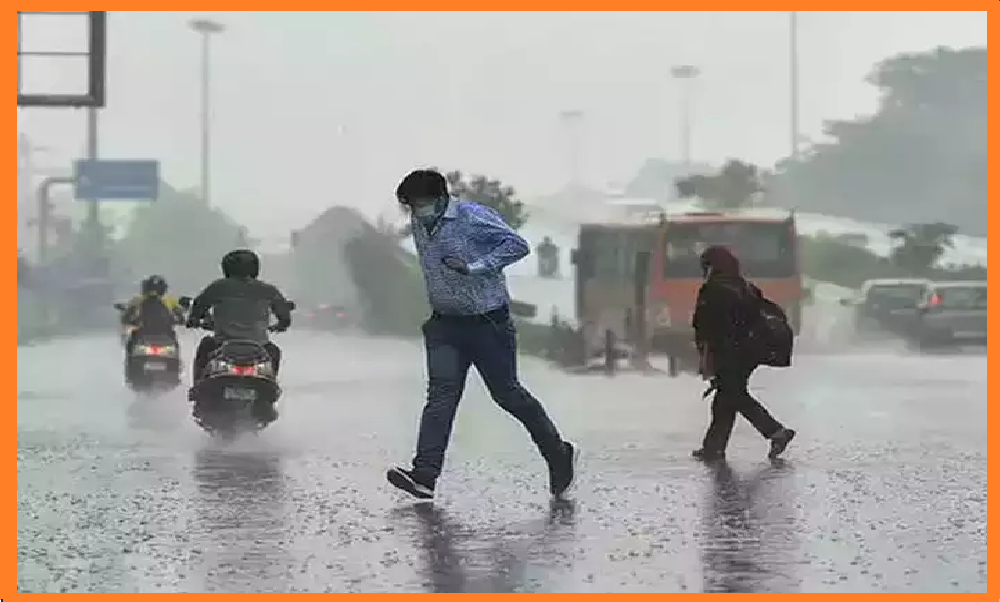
[{"xmin": 745, "ymin": 292, "xmax": 794, "ymax": 368}]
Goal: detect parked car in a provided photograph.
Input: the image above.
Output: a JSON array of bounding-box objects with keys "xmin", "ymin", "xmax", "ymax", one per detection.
[
  {"xmin": 907, "ymin": 280, "xmax": 987, "ymax": 349},
  {"xmin": 840, "ymin": 278, "xmax": 931, "ymax": 339},
  {"xmin": 301, "ymin": 304, "xmax": 362, "ymax": 332}
]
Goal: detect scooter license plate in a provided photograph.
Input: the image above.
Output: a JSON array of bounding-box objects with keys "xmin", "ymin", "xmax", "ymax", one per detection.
[
  {"xmin": 223, "ymin": 387, "xmax": 258, "ymax": 402},
  {"xmin": 144, "ymin": 361, "xmax": 168, "ymax": 372}
]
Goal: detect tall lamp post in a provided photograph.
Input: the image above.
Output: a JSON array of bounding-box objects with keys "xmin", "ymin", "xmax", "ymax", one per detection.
[
  {"xmin": 670, "ymin": 64, "xmax": 700, "ymax": 171},
  {"xmin": 189, "ymin": 17, "xmax": 225, "ymax": 207},
  {"xmin": 789, "ymin": 11, "xmax": 801, "ymax": 162},
  {"xmin": 559, "ymin": 109, "xmax": 585, "ymax": 188}
]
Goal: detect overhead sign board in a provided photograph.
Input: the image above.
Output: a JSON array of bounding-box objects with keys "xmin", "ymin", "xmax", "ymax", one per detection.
[{"xmin": 73, "ymin": 159, "xmax": 160, "ymax": 200}]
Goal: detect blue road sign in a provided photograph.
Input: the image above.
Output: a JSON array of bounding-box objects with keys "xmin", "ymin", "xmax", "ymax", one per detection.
[{"xmin": 73, "ymin": 159, "xmax": 160, "ymax": 200}]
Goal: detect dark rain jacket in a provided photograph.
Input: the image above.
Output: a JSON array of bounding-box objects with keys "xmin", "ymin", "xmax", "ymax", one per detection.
[
  {"xmin": 692, "ymin": 273, "xmax": 764, "ymax": 373},
  {"xmin": 188, "ymin": 276, "xmax": 292, "ymax": 343}
]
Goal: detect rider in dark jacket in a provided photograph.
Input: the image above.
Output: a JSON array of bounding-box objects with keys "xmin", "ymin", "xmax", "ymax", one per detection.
[
  {"xmin": 123, "ymin": 275, "xmax": 184, "ymax": 345},
  {"xmin": 691, "ymin": 245, "xmax": 796, "ymax": 461},
  {"xmin": 185, "ymin": 249, "xmax": 292, "ymax": 388}
]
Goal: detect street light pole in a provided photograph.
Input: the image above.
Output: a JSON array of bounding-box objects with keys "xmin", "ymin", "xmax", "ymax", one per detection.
[
  {"xmin": 559, "ymin": 109, "xmax": 585, "ymax": 188},
  {"xmin": 83, "ymin": 106, "xmax": 100, "ymax": 250},
  {"xmin": 670, "ymin": 64, "xmax": 700, "ymax": 171},
  {"xmin": 789, "ymin": 11, "xmax": 801, "ymax": 162},
  {"xmin": 189, "ymin": 17, "xmax": 225, "ymax": 207}
]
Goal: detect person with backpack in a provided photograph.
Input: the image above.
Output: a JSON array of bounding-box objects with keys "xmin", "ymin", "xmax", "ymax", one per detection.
[{"xmin": 690, "ymin": 245, "xmax": 796, "ymax": 461}]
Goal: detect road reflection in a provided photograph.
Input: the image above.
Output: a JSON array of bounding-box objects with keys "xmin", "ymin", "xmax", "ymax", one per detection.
[
  {"xmin": 394, "ymin": 499, "xmax": 577, "ymax": 592},
  {"xmin": 699, "ymin": 459, "xmax": 801, "ymax": 593},
  {"xmin": 188, "ymin": 446, "xmax": 293, "ymax": 593}
]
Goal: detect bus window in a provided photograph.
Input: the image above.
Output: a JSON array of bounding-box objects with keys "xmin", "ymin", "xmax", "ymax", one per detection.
[{"xmin": 663, "ymin": 221, "xmax": 795, "ymax": 279}]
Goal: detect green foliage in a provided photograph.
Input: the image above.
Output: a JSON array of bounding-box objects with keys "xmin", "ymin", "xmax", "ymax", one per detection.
[
  {"xmin": 340, "ymin": 213, "xmax": 551, "ymax": 355},
  {"xmin": 801, "ymin": 232, "xmax": 984, "ymax": 290},
  {"xmin": 624, "ymin": 158, "xmax": 715, "ymax": 199},
  {"xmin": 769, "ymin": 47, "xmax": 986, "ymax": 235},
  {"xmin": 675, "ymin": 159, "xmax": 766, "ymax": 210},
  {"xmin": 444, "ymin": 170, "xmax": 528, "ymax": 230},
  {"xmin": 342, "ymin": 229, "xmax": 430, "ymax": 336},
  {"xmin": 116, "ymin": 184, "xmax": 248, "ymax": 295},
  {"xmin": 888, "ymin": 222, "xmax": 958, "ymax": 273}
]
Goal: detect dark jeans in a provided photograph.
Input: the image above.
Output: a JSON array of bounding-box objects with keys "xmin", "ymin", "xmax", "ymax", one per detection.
[
  {"xmin": 411, "ymin": 306, "xmax": 566, "ymax": 485},
  {"xmin": 702, "ymin": 364, "xmax": 783, "ymax": 452},
  {"xmin": 192, "ymin": 335, "xmax": 282, "ymax": 384}
]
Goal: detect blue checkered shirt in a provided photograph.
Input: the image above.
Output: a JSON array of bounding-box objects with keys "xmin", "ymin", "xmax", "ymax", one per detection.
[{"xmin": 411, "ymin": 199, "xmax": 530, "ymax": 316}]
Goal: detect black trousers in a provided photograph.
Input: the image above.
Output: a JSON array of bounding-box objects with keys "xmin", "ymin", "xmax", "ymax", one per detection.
[
  {"xmin": 192, "ymin": 336, "xmax": 282, "ymax": 384},
  {"xmin": 702, "ymin": 364, "xmax": 783, "ymax": 452}
]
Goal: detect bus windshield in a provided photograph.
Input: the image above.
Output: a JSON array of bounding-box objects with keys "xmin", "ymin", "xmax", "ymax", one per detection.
[{"xmin": 663, "ymin": 220, "xmax": 796, "ymax": 278}]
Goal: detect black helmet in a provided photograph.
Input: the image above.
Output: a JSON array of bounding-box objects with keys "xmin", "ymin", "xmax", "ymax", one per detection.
[
  {"xmin": 221, "ymin": 249, "xmax": 260, "ymax": 279},
  {"xmin": 141, "ymin": 274, "xmax": 168, "ymax": 296},
  {"xmin": 396, "ymin": 169, "xmax": 448, "ymax": 205}
]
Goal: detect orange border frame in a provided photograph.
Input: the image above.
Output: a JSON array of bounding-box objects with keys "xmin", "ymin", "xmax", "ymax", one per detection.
[{"xmin": 10, "ymin": 8, "xmax": 996, "ymax": 597}]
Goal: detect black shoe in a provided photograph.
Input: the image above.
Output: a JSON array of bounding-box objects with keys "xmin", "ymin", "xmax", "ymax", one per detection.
[
  {"xmin": 548, "ymin": 441, "xmax": 578, "ymax": 498},
  {"xmin": 768, "ymin": 428, "xmax": 796, "ymax": 459},
  {"xmin": 692, "ymin": 448, "xmax": 726, "ymax": 461},
  {"xmin": 386, "ymin": 467, "xmax": 435, "ymax": 500}
]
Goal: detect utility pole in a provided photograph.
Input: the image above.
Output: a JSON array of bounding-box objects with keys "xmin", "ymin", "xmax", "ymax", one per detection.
[
  {"xmin": 189, "ymin": 17, "xmax": 225, "ymax": 207},
  {"xmin": 83, "ymin": 106, "xmax": 101, "ymax": 261},
  {"xmin": 789, "ymin": 11, "xmax": 801, "ymax": 162},
  {"xmin": 559, "ymin": 109, "xmax": 585, "ymax": 188},
  {"xmin": 670, "ymin": 64, "xmax": 700, "ymax": 171},
  {"xmin": 19, "ymin": 134, "xmax": 61, "ymax": 264},
  {"xmin": 18, "ymin": 134, "xmax": 35, "ymax": 249}
]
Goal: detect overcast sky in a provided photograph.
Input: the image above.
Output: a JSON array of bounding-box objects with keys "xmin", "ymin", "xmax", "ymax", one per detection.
[{"xmin": 17, "ymin": 11, "xmax": 986, "ymax": 234}]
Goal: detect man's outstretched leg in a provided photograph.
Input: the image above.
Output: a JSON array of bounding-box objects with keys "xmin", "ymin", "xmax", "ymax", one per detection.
[
  {"xmin": 470, "ymin": 312, "xmax": 577, "ymax": 497},
  {"xmin": 717, "ymin": 366, "xmax": 796, "ymax": 460},
  {"xmin": 387, "ymin": 316, "xmax": 472, "ymax": 500},
  {"xmin": 693, "ymin": 390, "xmax": 738, "ymax": 461}
]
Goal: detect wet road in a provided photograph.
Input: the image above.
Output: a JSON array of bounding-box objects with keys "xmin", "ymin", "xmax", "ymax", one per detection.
[{"xmin": 17, "ymin": 331, "xmax": 986, "ymax": 592}]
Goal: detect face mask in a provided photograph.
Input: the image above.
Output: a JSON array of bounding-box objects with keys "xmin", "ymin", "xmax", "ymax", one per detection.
[{"xmin": 412, "ymin": 197, "xmax": 447, "ymax": 226}]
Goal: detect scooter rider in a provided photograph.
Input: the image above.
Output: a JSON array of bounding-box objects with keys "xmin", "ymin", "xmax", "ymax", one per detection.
[
  {"xmin": 185, "ymin": 249, "xmax": 292, "ymax": 397},
  {"xmin": 122, "ymin": 275, "xmax": 185, "ymax": 381}
]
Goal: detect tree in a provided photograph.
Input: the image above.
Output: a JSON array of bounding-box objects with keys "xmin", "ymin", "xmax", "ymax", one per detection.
[
  {"xmin": 624, "ymin": 157, "xmax": 715, "ymax": 199},
  {"xmin": 768, "ymin": 47, "xmax": 986, "ymax": 234},
  {"xmin": 115, "ymin": 184, "xmax": 248, "ymax": 294},
  {"xmin": 833, "ymin": 232, "xmax": 870, "ymax": 248},
  {"xmin": 444, "ymin": 170, "xmax": 527, "ymax": 230},
  {"xmin": 888, "ymin": 222, "xmax": 958, "ymax": 273},
  {"xmin": 675, "ymin": 159, "xmax": 765, "ymax": 210},
  {"xmin": 374, "ymin": 213, "xmax": 411, "ymax": 241}
]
